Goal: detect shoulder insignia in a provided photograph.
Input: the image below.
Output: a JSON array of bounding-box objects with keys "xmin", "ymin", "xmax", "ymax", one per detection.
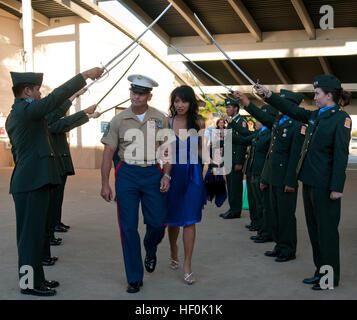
[
  {"xmin": 300, "ymin": 125, "xmax": 307, "ymax": 135},
  {"xmin": 344, "ymin": 117, "xmax": 352, "ymax": 129},
  {"xmin": 25, "ymin": 98, "xmax": 34, "ymax": 103},
  {"xmin": 103, "ymin": 123, "xmax": 110, "ymax": 137}
]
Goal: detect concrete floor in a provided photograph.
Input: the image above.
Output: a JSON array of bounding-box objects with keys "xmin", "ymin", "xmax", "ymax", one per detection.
[{"xmin": 0, "ymin": 166, "xmax": 356, "ymax": 300}]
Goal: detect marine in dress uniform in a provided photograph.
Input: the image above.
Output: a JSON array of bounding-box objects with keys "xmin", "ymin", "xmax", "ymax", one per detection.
[
  {"xmin": 235, "ymin": 90, "xmax": 305, "ymax": 262},
  {"xmin": 257, "ymin": 75, "xmax": 352, "ymax": 290},
  {"xmin": 100, "ymin": 74, "xmax": 171, "ymax": 293},
  {"xmin": 220, "ymin": 98, "xmax": 250, "ymax": 219},
  {"xmin": 231, "ymin": 104, "xmax": 277, "ymax": 242},
  {"xmin": 6, "ymin": 68, "xmax": 103, "ymax": 296}
]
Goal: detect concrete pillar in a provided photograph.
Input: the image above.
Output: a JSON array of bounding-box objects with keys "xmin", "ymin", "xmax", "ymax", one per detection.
[{"xmin": 22, "ymin": 0, "xmax": 33, "ymax": 71}]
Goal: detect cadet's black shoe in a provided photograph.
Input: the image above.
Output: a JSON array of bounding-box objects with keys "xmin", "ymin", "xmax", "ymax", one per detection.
[
  {"xmin": 126, "ymin": 281, "xmax": 143, "ymax": 293},
  {"xmin": 275, "ymin": 254, "xmax": 296, "ymax": 262},
  {"xmin": 219, "ymin": 210, "xmax": 231, "ymax": 218},
  {"xmin": 42, "ymin": 258, "xmax": 55, "ymax": 266},
  {"xmin": 21, "ymin": 285, "xmax": 56, "ymax": 296},
  {"xmin": 222, "ymin": 212, "xmax": 241, "ymax": 219},
  {"xmin": 54, "ymin": 225, "xmax": 68, "ymax": 233},
  {"xmin": 245, "ymin": 224, "xmax": 252, "ymax": 229},
  {"xmin": 43, "ymin": 280, "xmax": 60, "ymax": 288},
  {"xmin": 144, "ymin": 256, "xmax": 157, "ymax": 273},
  {"xmin": 51, "ymin": 256, "xmax": 58, "ymax": 262},
  {"xmin": 250, "ymin": 235, "xmax": 260, "ymax": 241},
  {"xmin": 59, "ymin": 222, "xmax": 70, "ymax": 229},
  {"xmin": 254, "ymin": 237, "xmax": 273, "ymax": 243},
  {"xmin": 264, "ymin": 249, "xmax": 280, "ymax": 257},
  {"xmin": 50, "ymin": 238, "xmax": 62, "ymax": 246},
  {"xmin": 303, "ymin": 276, "xmax": 320, "ymax": 285},
  {"xmin": 248, "ymin": 226, "xmax": 259, "ymax": 232}
]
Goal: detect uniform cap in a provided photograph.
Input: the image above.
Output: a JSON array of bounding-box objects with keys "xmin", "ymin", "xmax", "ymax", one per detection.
[
  {"xmin": 225, "ymin": 98, "xmax": 239, "ymax": 107},
  {"xmin": 10, "ymin": 72, "xmax": 43, "ymax": 87},
  {"xmin": 280, "ymin": 89, "xmax": 304, "ymax": 105},
  {"xmin": 128, "ymin": 74, "xmax": 158, "ymax": 93},
  {"xmin": 313, "ymin": 74, "xmax": 341, "ymax": 89}
]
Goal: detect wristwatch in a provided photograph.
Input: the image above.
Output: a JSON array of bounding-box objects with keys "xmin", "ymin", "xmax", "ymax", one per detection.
[{"xmin": 164, "ymin": 173, "xmax": 171, "ymax": 180}]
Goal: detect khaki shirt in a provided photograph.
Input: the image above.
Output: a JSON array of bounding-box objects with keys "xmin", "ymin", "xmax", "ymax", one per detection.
[{"xmin": 101, "ymin": 105, "xmax": 170, "ymax": 165}]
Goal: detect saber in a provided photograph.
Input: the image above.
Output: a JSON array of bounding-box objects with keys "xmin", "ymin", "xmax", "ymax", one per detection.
[
  {"xmin": 96, "ymin": 53, "xmax": 140, "ymax": 106},
  {"xmin": 86, "ymin": 40, "xmax": 142, "ymax": 90},
  {"xmin": 186, "ymin": 65, "xmax": 224, "ymax": 117},
  {"xmin": 194, "ymin": 13, "xmax": 256, "ymax": 86},
  {"xmin": 170, "ymin": 44, "xmax": 234, "ymax": 93},
  {"xmin": 99, "ymin": 98, "xmax": 131, "ymax": 115},
  {"xmin": 85, "ymin": 3, "xmax": 172, "ymax": 89}
]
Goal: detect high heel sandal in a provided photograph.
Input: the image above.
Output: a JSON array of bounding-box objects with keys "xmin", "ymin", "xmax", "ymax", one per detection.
[
  {"xmin": 184, "ymin": 272, "xmax": 195, "ymax": 285},
  {"xmin": 169, "ymin": 258, "xmax": 179, "ymax": 270}
]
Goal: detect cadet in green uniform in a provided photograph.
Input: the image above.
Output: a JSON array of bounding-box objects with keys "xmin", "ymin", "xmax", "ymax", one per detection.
[
  {"xmin": 220, "ymin": 98, "xmax": 250, "ymax": 219},
  {"xmin": 43, "ymin": 99, "xmax": 100, "ymax": 266},
  {"xmin": 230, "ymin": 104, "xmax": 277, "ymax": 242},
  {"xmin": 6, "ymin": 67, "xmax": 103, "ymax": 296},
  {"xmin": 234, "ymin": 90, "xmax": 305, "ymax": 262},
  {"xmin": 255, "ymin": 75, "xmax": 352, "ymax": 290}
]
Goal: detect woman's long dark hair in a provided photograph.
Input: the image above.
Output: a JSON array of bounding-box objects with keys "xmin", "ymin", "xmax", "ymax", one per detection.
[
  {"xmin": 169, "ymin": 85, "xmax": 201, "ymax": 131},
  {"xmin": 320, "ymin": 87, "xmax": 352, "ymax": 107}
]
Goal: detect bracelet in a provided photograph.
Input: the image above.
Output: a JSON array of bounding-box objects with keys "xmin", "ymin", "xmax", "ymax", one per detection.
[{"xmin": 164, "ymin": 173, "xmax": 171, "ymax": 180}]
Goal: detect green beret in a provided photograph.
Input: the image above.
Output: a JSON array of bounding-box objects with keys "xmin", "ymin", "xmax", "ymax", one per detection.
[
  {"xmin": 261, "ymin": 104, "xmax": 278, "ymax": 117},
  {"xmin": 225, "ymin": 98, "xmax": 239, "ymax": 107},
  {"xmin": 313, "ymin": 74, "xmax": 341, "ymax": 89},
  {"xmin": 10, "ymin": 72, "xmax": 43, "ymax": 87},
  {"xmin": 280, "ymin": 89, "xmax": 304, "ymax": 105}
]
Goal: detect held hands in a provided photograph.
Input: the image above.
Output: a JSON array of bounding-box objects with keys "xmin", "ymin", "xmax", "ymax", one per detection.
[
  {"xmin": 101, "ymin": 184, "xmax": 113, "ymax": 202},
  {"xmin": 254, "ymin": 84, "xmax": 272, "ymax": 99},
  {"xmin": 82, "ymin": 67, "xmax": 104, "ymax": 81},
  {"xmin": 160, "ymin": 176, "xmax": 170, "ymax": 193},
  {"xmin": 84, "ymin": 104, "xmax": 97, "ymax": 115},
  {"xmin": 330, "ymin": 191, "xmax": 343, "ymax": 200},
  {"xmin": 233, "ymin": 91, "xmax": 250, "ymax": 107},
  {"xmin": 88, "ymin": 111, "xmax": 101, "ymax": 119}
]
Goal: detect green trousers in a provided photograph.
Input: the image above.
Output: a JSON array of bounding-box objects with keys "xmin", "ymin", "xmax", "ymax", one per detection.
[
  {"xmin": 226, "ymin": 169, "xmax": 243, "ymax": 215},
  {"xmin": 49, "ymin": 175, "xmax": 67, "ymax": 240},
  {"xmin": 302, "ymin": 184, "xmax": 340, "ymax": 285},
  {"xmin": 246, "ymin": 175, "xmax": 258, "ymax": 226},
  {"xmin": 13, "ymin": 185, "xmax": 51, "ymax": 288},
  {"xmin": 270, "ymin": 185, "xmax": 298, "ymax": 256},
  {"xmin": 260, "ymin": 186, "xmax": 274, "ymax": 240},
  {"xmin": 249, "ymin": 175, "xmax": 265, "ymax": 230}
]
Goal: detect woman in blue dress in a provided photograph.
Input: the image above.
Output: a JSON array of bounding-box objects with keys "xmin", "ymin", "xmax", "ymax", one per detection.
[{"xmin": 166, "ymin": 85, "xmax": 206, "ymax": 285}]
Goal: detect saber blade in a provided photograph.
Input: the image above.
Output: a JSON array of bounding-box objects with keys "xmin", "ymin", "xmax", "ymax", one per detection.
[
  {"xmin": 170, "ymin": 44, "xmax": 233, "ymax": 93},
  {"xmin": 99, "ymin": 98, "xmax": 131, "ymax": 115},
  {"xmin": 194, "ymin": 13, "xmax": 256, "ymax": 86}
]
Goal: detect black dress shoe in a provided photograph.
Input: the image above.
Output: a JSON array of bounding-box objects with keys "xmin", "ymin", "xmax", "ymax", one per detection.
[
  {"xmin": 54, "ymin": 225, "xmax": 68, "ymax": 233},
  {"xmin": 254, "ymin": 237, "xmax": 273, "ymax": 243},
  {"xmin": 59, "ymin": 222, "xmax": 70, "ymax": 229},
  {"xmin": 248, "ymin": 226, "xmax": 259, "ymax": 232},
  {"xmin": 312, "ymin": 283, "xmax": 338, "ymax": 290},
  {"xmin": 42, "ymin": 258, "xmax": 55, "ymax": 266},
  {"xmin": 303, "ymin": 276, "xmax": 320, "ymax": 285},
  {"xmin": 219, "ymin": 210, "xmax": 231, "ymax": 218},
  {"xmin": 51, "ymin": 256, "xmax": 58, "ymax": 262},
  {"xmin": 21, "ymin": 285, "xmax": 56, "ymax": 296},
  {"xmin": 50, "ymin": 238, "xmax": 62, "ymax": 246},
  {"xmin": 126, "ymin": 281, "xmax": 143, "ymax": 293},
  {"xmin": 250, "ymin": 235, "xmax": 260, "ymax": 241},
  {"xmin": 222, "ymin": 212, "xmax": 241, "ymax": 219},
  {"xmin": 245, "ymin": 224, "xmax": 252, "ymax": 229},
  {"xmin": 144, "ymin": 256, "xmax": 157, "ymax": 273},
  {"xmin": 43, "ymin": 280, "xmax": 60, "ymax": 288},
  {"xmin": 264, "ymin": 249, "xmax": 280, "ymax": 257},
  {"xmin": 275, "ymin": 254, "xmax": 296, "ymax": 262}
]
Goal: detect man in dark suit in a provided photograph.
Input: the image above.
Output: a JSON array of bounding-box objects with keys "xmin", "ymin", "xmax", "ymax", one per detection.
[{"xmin": 6, "ymin": 67, "xmax": 103, "ymax": 296}]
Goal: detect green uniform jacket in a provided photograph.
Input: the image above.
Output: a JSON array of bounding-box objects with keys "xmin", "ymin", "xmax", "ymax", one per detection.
[
  {"xmin": 226, "ymin": 114, "xmax": 250, "ymax": 165},
  {"xmin": 232, "ymin": 128, "xmax": 272, "ymax": 177},
  {"xmin": 6, "ymin": 74, "xmax": 86, "ymax": 194},
  {"xmin": 266, "ymin": 93, "xmax": 351, "ymax": 193},
  {"xmin": 49, "ymin": 111, "xmax": 89, "ymax": 176},
  {"xmin": 245, "ymin": 102, "xmax": 305, "ymax": 188}
]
